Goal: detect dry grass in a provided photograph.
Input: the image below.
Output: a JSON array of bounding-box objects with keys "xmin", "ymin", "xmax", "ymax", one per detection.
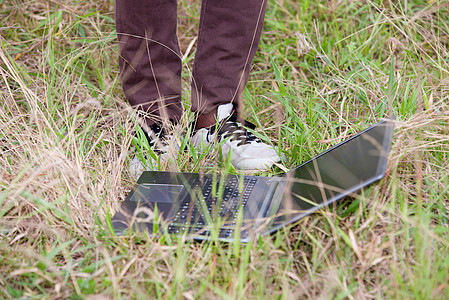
[{"xmin": 1, "ymin": 0, "xmax": 448, "ymax": 298}]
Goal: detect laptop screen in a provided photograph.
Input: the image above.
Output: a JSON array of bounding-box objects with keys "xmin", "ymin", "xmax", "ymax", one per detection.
[{"xmin": 266, "ymin": 118, "xmax": 394, "ymax": 230}]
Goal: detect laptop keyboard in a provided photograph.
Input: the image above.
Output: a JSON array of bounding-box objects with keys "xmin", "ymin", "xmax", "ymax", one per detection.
[{"xmin": 167, "ymin": 176, "xmax": 258, "ymax": 239}]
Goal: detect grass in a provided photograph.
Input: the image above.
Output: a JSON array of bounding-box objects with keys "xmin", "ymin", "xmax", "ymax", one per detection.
[{"xmin": 1, "ymin": 0, "xmax": 448, "ymax": 298}]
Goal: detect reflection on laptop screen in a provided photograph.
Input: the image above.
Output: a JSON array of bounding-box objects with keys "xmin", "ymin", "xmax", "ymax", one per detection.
[{"xmin": 286, "ymin": 121, "xmax": 391, "ymax": 211}]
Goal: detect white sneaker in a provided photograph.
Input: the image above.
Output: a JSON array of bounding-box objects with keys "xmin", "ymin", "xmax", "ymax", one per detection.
[
  {"xmin": 129, "ymin": 123, "xmax": 174, "ymax": 179},
  {"xmin": 191, "ymin": 103, "xmax": 281, "ymax": 170}
]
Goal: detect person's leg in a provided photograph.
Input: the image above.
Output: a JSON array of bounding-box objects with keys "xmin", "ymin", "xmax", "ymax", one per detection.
[
  {"xmin": 190, "ymin": 0, "xmax": 280, "ymax": 170},
  {"xmin": 192, "ymin": 0, "xmax": 268, "ymax": 129},
  {"xmin": 115, "ymin": 0, "xmax": 182, "ymax": 127}
]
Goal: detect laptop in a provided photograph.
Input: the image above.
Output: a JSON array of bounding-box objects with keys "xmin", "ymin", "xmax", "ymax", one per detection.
[{"xmin": 112, "ymin": 117, "xmax": 394, "ymax": 242}]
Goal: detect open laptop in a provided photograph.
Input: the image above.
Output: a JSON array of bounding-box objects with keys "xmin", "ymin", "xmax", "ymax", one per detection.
[{"xmin": 112, "ymin": 117, "xmax": 394, "ymax": 242}]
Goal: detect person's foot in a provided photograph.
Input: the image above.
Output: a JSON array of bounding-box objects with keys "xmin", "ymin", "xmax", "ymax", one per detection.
[
  {"xmin": 129, "ymin": 123, "xmax": 175, "ymax": 179},
  {"xmin": 191, "ymin": 103, "xmax": 281, "ymax": 170}
]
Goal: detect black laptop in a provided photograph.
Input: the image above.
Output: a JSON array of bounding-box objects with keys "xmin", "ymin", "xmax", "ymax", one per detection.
[{"xmin": 112, "ymin": 118, "xmax": 394, "ymax": 242}]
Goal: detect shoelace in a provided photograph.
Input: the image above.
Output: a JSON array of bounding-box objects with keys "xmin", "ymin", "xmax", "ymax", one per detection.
[
  {"xmin": 142, "ymin": 123, "xmax": 170, "ymax": 154},
  {"xmin": 207, "ymin": 113, "xmax": 262, "ymax": 146}
]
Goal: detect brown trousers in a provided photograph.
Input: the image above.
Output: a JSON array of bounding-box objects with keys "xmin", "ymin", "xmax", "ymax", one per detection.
[{"xmin": 115, "ymin": 0, "xmax": 267, "ymax": 126}]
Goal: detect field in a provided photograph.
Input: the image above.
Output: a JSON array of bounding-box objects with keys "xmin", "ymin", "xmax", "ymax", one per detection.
[{"xmin": 1, "ymin": 0, "xmax": 448, "ymax": 298}]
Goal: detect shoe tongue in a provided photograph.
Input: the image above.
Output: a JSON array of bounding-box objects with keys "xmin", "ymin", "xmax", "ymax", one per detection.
[{"xmin": 216, "ymin": 103, "xmax": 234, "ymax": 122}]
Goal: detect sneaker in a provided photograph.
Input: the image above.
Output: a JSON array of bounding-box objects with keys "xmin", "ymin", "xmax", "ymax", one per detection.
[
  {"xmin": 129, "ymin": 123, "xmax": 174, "ymax": 179},
  {"xmin": 191, "ymin": 103, "xmax": 281, "ymax": 170}
]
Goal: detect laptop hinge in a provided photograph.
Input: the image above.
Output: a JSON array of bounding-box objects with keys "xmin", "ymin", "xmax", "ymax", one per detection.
[{"xmin": 255, "ymin": 180, "xmax": 279, "ymax": 220}]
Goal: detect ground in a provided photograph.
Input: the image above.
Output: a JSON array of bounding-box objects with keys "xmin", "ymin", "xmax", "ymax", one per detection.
[{"xmin": 0, "ymin": 0, "xmax": 448, "ymax": 298}]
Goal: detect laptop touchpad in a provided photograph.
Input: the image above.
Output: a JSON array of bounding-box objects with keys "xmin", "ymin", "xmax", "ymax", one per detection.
[{"xmin": 130, "ymin": 184, "xmax": 184, "ymax": 203}]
